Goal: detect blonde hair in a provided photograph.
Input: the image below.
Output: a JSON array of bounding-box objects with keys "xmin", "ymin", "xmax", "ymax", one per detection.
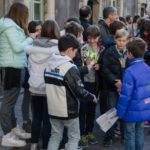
[{"xmin": 115, "ymin": 29, "xmax": 129, "ymax": 39}]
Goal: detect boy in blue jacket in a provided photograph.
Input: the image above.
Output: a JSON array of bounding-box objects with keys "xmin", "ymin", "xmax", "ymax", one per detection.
[{"xmin": 117, "ymin": 37, "xmax": 150, "ymax": 150}]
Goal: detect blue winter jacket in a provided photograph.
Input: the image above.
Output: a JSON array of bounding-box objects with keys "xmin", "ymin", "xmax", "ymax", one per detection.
[
  {"xmin": 0, "ymin": 18, "xmax": 33, "ymax": 68},
  {"xmin": 117, "ymin": 58, "xmax": 150, "ymax": 122}
]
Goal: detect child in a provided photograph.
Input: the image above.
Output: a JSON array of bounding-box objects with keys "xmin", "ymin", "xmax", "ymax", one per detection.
[
  {"xmin": 117, "ymin": 37, "xmax": 150, "ymax": 150},
  {"xmin": 25, "ymin": 20, "xmax": 59, "ymax": 150},
  {"xmin": 100, "ymin": 29, "xmax": 129, "ymax": 147},
  {"xmin": 79, "ymin": 25, "xmax": 101, "ymax": 147},
  {"xmin": 22, "ymin": 20, "xmax": 42, "ymax": 133},
  {"xmin": 44, "ymin": 34, "xmax": 96, "ymax": 150}
]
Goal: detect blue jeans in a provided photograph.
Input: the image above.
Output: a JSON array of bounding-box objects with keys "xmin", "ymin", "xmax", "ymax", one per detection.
[
  {"xmin": 124, "ymin": 122, "xmax": 144, "ymax": 150},
  {"xmin": 48, "ymin": 118, "xmax": 80, "ymax": 150}
]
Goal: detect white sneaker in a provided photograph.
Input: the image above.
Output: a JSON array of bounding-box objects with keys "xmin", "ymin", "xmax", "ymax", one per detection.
[
  {"xmin": 12, "ymin": 125, "xmax": 31, "ymax": 139},
  {"xmin": 1, "ymin": 132, "xmax": 26, "ymax": 147},
  {"xmin": 30, "ymin": 143, "xmax": 39, "ymax": 150}
]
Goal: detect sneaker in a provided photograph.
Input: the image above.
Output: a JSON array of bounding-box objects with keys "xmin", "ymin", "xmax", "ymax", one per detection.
[
  {"xmin": 87, "ymin": 133, "xmax": 98, "ymax": 145},
  {"xmin": 144, "ymin": 121, "xmax": 150, "ymax": 128},
  {"xmin": 12, "ymin": 125, "xmax": 31, "ymax": 139},
  {"xmin": 79, "ymin": 135, "xmax": 88, "ymax": 148},
  {"xmin": 103, "ymin": 138, "xmax": 113, "ymax": 147},
  {"xmin": 23, "ymin": 120, "xmax": 31, "ymax": 133},
  {"xmin": 1, "ymin": 132, "xmax": 26, "ymax": 147},
  {"xmin": 30, "ymin": 143, "xmax": 40, "ymax": 150},
  {"xmin": 114, "ymin": 128, "xmax": 121, "ymax": 138}
]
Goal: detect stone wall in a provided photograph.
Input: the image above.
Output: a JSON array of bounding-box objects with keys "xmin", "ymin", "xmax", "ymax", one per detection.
[{"xmin": 55, "ymin": 0, "xmax": 80, "ymax": 29}]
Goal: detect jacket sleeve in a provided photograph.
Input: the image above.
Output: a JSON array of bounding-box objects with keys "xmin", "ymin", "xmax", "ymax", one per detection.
[
  {"xmin": 78, "ymin": 66, "xmax": 89, "ymax": 76},
  {"xmin": 64, "ymin": 66, "xmax": 94, "ymax": 101},
  {"xmin": 117, "ymin": 70, "xmax": 134, "ymax": 119},
  {"xmin": 101, "ymin": 52, "xmax": 118, "ymax": 85},
  {"xmin": 5, "ymin": 26, "xmax": 33, "ymax": 53}
]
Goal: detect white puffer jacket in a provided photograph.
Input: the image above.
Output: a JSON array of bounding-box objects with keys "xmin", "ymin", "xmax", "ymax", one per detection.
[{"xmin": 24, "ymin": 38, "xmax": 58, "ymax": 95}]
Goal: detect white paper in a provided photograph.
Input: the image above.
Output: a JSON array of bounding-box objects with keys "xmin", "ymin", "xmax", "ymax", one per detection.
[{"xmin": 96, "ymin": 108, "xmax": 119, "ymax": 133}]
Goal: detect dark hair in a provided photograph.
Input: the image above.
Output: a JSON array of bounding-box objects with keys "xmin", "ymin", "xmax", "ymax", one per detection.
[
  {"xmin": 127, "ymin": 37, "xmax": 146, "ymax": 57},
  {"xmin": 140, "ymin": 19, "xmax": 150, "ymax": 50},
  {"xmin": 58, "ymin": 34, "xmax": 80, "ymax": 52},
  {"xmin": 79, "ymin": 5, "xmax": 92, "ymax": 18},
  {"xmin": 110, "ymin": 20, "xmax": 126, "ymax": 35},
  {"xmin": 28, "ymin": 20, "xmax": 42, "ymax": 33},
  {"xmin": 86, "ymin": 25, "xmax": 100, "ymax": 38},
  {"xmin": 41, "ymin": 20, "xmax": 60, "ymax": 39},
  {"xmin": 119, "ymin": 16, "xmax": 126, "ymax": 24},
  {"xmin": 65, "ymin": 17, "xmax": 81, "ymax": 24},
  {"xmin": 6, "ymin": 2, "xmax": 29, "ymax": 34},
  {"xmin": 65, "ymin": 21, "xmax": 83, "ymax": 37},
  {"xmin": 126, "ymin": 15, "xmax": 132, "ymax": 22},
  {"xmin": 103, "ymin": 6, "xmax": 117, "ymax": 19},
  {"xmin": 133, "ymin": 15, "xmax": 140, "ymax": 23}
]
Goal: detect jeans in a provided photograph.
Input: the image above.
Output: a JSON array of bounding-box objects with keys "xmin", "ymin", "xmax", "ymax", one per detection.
[
  {"xmin": 48, "ymin": 118, "xmax": 80, "ymax": 150},
  {"xmin": 124, "ymin": 122, "xmax": 144, "ymax": 150},
  {"xmin": 100, "ymin": 91, "xmax": 119, "ymax": 140},
  {"xmin": 0, "ymin": 87, "xmax": 20, "ymax": 134},
  {"xmin": 31, "ymin": 96, "xmax": 51, "ymax": 149}
]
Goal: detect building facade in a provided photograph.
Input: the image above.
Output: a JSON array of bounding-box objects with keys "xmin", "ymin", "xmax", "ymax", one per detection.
[{"xmin": 0, "ymin": 0, "xmax": 150, "ymax": 28}]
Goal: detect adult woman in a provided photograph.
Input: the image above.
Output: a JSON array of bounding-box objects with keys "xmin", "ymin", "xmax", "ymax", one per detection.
[{"xmin": 0, "ymin": 2, "xmax": 34, "ymax": 147}]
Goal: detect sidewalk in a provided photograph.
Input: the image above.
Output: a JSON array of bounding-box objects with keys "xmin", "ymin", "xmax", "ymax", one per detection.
[{"xmin": 0, "ymin": 92, "xmax": 150, "ymax": 150}]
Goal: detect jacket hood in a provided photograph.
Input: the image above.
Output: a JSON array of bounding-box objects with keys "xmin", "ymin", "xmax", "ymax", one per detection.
[
  {"xmin": 48, "ymin": 53, "xmax": 72, "ymax": 69},
  {"xmin": 33, "ymin": 38, "xmax": 58, "ymax": 48},
  {"xmin": 0, "ymin": 17, "xmax": 20, "ymax": 35}
]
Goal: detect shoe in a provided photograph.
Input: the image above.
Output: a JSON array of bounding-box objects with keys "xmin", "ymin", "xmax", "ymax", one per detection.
[
  {"xmin": 87, "ymin": 133, "xmax": 98, "ymax": 145},
  {"xmin": 1, "ymin": 132, "xmax": 26, "ymax": 147},
  {"xmin": 23, "ymin": 120, "xmax": 31, "ymax": 133},
  {"xmin": 121, "ymin": 139, "xmax": 125, "ymax": 145},
  {"xmin": 12, "ymin": 125, "xmax": 31, "ymax": 139},
  {"xmin": 79, "ymin": 135, "xmax": 88, "ymax": 148},
  {"xmin": 103, "ymin": 138, "xmax": 112, "ymax": 147},
  {"xmin": 144, "ymin": 121, "xmax": 150, "ymax": 128},
  {"xmin": 114, "ymin": 128, "xmax": 121, "ymax": 138},
  {"xmin": 30, "ymin": 143, "xmax": 40, "ymax": 150}
]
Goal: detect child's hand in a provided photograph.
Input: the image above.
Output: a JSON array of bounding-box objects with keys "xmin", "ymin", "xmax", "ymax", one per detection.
[
  {"xmin": 94, "ymin": 64, "xmax": 100, "ymax": 71},
  {"xmin": 87, "ymin": 64, "xmax": 93, "ymax": 71},
  {"xmin": 115, "ymin": 79, "xmax": 122, "ymax": 93},
  {"xmin": 93, "ymin": 95, "xmax": 97, "ymax": 104}
]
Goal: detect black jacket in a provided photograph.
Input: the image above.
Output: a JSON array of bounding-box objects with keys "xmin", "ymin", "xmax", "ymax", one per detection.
[
  {"xmin": 73, "ymin": 49, "xmax": 88, "ymax": 77},
  {"xmin": 80, "ymin": 17, "xmax": 91, "ymax": 41},
  {"xmin": 98, "ymin": 19, "xmax": 111, "ymax": 45},
  {"xmin": 45, "ymin": 54, "xmax": 94, "ymax": 119},
  {"xmin": 100, "ymin": 46, "xmax": 124, "ymax": 91}
]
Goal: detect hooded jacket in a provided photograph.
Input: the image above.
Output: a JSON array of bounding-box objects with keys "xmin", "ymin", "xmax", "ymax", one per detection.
[
  {"xmin": 117, "ymin": 58, "xmax": 150, "ymax": 122},
  {"xmin": 25, "ymin": 38, "xmax": 58, "ymax": 95},
  {"xmin": 44, "ymin": 53, "xmax": 94, "ymax": 119},
  {"xmin": 0, "ymin": 18, "xmax": 33, "ymax": 68}
]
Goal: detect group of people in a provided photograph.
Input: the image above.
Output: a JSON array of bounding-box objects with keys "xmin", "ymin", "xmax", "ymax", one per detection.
[{"xmin": 0, "ymin": 2, "xmax": 150, "ymax": 150}]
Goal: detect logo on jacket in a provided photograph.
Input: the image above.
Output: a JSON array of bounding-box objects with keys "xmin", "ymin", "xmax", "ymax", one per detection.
[{"xmin": 51, "ymin": 68, "xmax": 60, "ymax": 74}]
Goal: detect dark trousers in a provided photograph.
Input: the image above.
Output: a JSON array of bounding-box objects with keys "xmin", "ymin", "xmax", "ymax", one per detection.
[
  {"xmin": 100, "ymin": 91, "xmax": 120, "ymax": 140},
  {"xmin": 79, "ymin": 82, "xmax": 96, "ymax": 136},
  {"xmin": 0, "ymin": 87, "xmax": 20, "ymax": 134},
  {"xmin": 31, "ymin": 96, "xmax": 51, "ymax": 149},
  {"xmin": 22, "ymin": 88, "xmax": 31, "ymax": 122}
]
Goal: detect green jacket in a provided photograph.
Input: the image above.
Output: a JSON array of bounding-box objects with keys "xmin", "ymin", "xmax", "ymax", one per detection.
[{"xmin": 0, "ymin": 18, "xmax": 33, "ymax": 68}]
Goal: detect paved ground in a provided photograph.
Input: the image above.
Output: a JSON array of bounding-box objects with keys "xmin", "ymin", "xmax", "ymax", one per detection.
[{"xmin": 0, "ymin": 91, "xmax": 149, "ymax": 150}]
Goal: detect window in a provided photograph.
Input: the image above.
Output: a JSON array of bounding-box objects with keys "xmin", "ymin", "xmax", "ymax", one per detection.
[
  {"xmin": 113, "ymin": 0, "xmax": 116, "ymax": 7},
  {"xmin": 29, "ymin": 0, "xmax": 44, "ymax": 21}
]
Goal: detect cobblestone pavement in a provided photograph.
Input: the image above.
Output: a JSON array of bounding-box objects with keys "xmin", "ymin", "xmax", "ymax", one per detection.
[{"xmin": 0, "ymin": 91, "xmax": 149, "ymax": 150}]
